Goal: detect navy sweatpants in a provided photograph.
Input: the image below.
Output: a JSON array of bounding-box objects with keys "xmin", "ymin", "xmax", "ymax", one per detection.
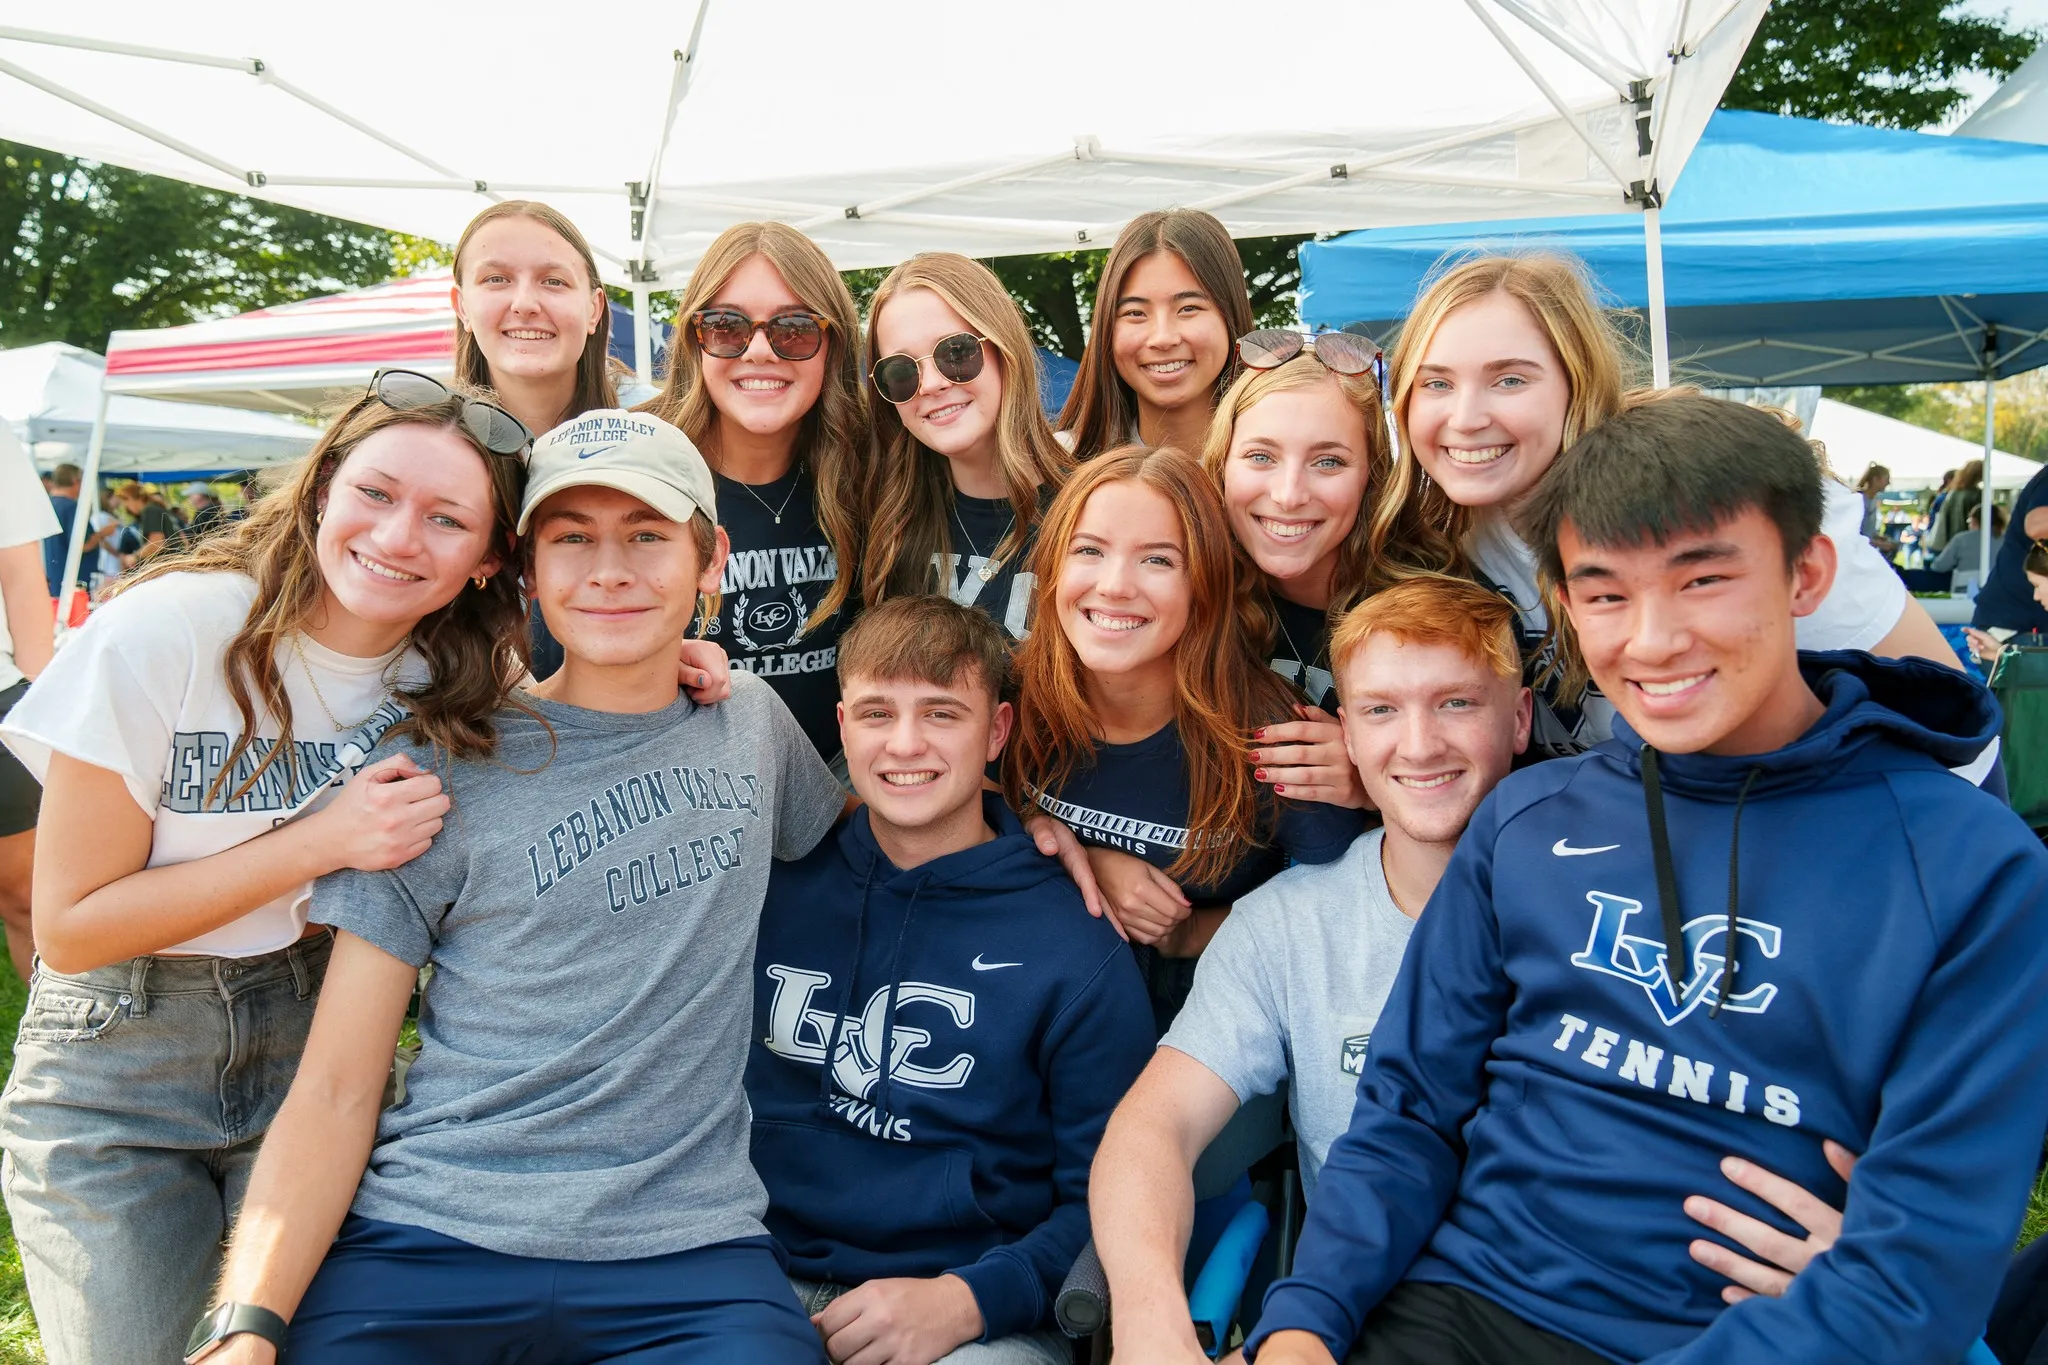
[{"xmin": 287, "ymin": 1215, "xmax": 824, "ymax": 1364}]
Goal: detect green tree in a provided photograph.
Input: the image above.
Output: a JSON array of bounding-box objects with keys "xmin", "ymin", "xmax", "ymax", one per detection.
[
  {"xmin": 1723, "ymin": 0, "xmax": 2038, "ymax": 128},
  {"xmin": 1, "ymin": 139, "xmax": 402, "ymax": 351}
]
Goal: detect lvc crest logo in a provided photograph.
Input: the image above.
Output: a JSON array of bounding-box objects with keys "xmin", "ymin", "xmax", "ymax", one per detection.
[
  {"xmin": 732, "ymin": 587, "xmax": 809, "ymax": 652},
  {"xmin": 1569, "ymin": 891, "xmax": 1782, "ymax": 1026}
]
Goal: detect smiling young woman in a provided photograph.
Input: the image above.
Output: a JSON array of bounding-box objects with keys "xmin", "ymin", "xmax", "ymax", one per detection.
[
  {"xmin": 0, "ymin": 378, "xmax": 534, "ymax": 1363},
  {"xmin": 861, "ymin": 253, "xmax": 1072, "ymax": 641},
  {"xmin": 1057, "ymin": 210, "xmax": 1253, "ymax": 463},
  {"xmin": 1004, "ymin": 446, "xmax": 1364, "ymax": 1030},
  {"xmin": 639, "ymin": 222, "xmax": 866, "ymax": 761},
  {"xmin": 1376, "ymin": 252, "xmax": 1966, "ymax": 759}
]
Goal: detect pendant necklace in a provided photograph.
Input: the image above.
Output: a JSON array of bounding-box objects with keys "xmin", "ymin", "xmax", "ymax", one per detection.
[
  {"xmin": 731, "ymin": 465, "xmax": 804, "ymax": 525},
  {"xmin": 952, "ymin": 501, "xmax": 1017, "ymax": 583}
]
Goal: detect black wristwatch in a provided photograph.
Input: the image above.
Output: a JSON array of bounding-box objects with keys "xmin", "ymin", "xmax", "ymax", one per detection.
[{"xmin": 184, "ymin": 1302, "xmax": 289, "ymax": 1362}]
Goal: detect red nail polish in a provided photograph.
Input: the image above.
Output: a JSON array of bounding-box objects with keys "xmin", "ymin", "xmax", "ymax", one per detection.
[
  {"xmin": 1254, "ymin": 768, "xmax": 1267, "ymax": 781},
  {"xmin": 1274, "ymin": 783, "xmax": 1286, "ymax": 794}
]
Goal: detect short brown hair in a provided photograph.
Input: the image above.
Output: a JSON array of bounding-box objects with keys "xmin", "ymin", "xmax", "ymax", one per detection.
[
  {"xmin": 1329, "ymin": 576, "xmax": 1521, "ymax": 705},
  {"xmin": 837, "ymin": 595, "xmax": 1011, "ymax": 703}
]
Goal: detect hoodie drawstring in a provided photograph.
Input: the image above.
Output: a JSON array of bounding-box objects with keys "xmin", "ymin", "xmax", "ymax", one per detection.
[
  {"xmin": 1640, "ymin": 746, "xmax": 1764, "ymax": 1020},
  {"xmin": 1712, "ymin": 767, "xmax": 1763, "ymax": 1020},
  {"xmin": 872, "ymin": 881, "xmax": 928, "ymax": 1118},
  {"xmin": 818, "ymin": 865, "xmax": 877, "ymax": 1106}
]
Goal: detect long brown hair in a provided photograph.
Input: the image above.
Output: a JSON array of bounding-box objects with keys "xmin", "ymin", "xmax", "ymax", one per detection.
[
  {"xmin": 452, "ymin": 201, "xmax": 617, "ymax": 426},
  {"xmin": 1201, "ymin": 354, "xmax": 1446, "ymax": 662},
  {"xmin": 120, "ymin": 389, "xmax": 530, "ymax": 807},
  {"xmin": 1056, "ymin": 210, "xmax": 1254, "ymax": 463},
  {"xmin": 861, "ymin": 253, "xmax": 1073, "ymax": 606},
  {"xmin": 639, "ymin": 222, "xmax": 865, "ymax": 630},
  {"xmin": 1374, "ymin": 252, "xmax": 1637, "ymax": 580},
  {"xmin": 1003, "ymin": 446, "xmax": 1295, "ymax": 888}
]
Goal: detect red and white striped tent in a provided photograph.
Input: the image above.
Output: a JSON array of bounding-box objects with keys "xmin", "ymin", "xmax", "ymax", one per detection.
[{"xmin": 102, "ymin": 271, "xmax": 459, "ymax": 415}]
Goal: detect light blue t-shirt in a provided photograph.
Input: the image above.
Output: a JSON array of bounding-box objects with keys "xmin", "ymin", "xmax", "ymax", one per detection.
[{"xmin": 1160, "ymin": 829, "xmax": 1415, "ymax": 1198}]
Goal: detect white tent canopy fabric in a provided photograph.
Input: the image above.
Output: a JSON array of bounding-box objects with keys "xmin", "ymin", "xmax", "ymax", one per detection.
[
  {"xmin": 1807, "ymin": 397, "xmax": 2038, "ymax": 493},
  {"xmin": 1956, "ymin": 46, "xmax": 2048, "ymax": 145},
  {"xmin": 0, "ymin": 1, "xmax": 1763, "ymax": 289},
  {"xmin": 0, "ymin": 342, "xmax": 314, "ymax": 473}
]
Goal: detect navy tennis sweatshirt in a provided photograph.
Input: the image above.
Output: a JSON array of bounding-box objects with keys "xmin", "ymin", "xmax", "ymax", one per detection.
[
  {"xmin": 1249, "ymin": 651, "xmax": 2048, "ymax": 1364},
  {"xmin": 747, "ymin": 794, "xmax": 1153, "ymax": 1339}
]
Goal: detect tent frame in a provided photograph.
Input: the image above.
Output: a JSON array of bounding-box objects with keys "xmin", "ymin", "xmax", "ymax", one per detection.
[{"xmin": 24, "ymin": 0, "xmax": 1744, "ymax": 625}]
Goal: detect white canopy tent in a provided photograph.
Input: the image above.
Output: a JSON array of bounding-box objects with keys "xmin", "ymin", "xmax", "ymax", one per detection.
[
  {"xmin": 1, "ymin": 0, "xmax": 1767, "ymax": 607},
  {"xmin": 0, "ymin": 342, "xmax": 313, "ymax": 474},
  {"xmin": 1808, "ymin": 397, "xmax": 2038, "ymax": 492},
  {"xmin": 1957, "ymin": 46, "xmax": 2048, "ymax": 145}
]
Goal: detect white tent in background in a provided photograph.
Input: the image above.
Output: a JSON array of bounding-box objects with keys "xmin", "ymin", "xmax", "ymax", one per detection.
[
  {"xmin": 1, "ymin": 0, "xmax": 1769, "ymax": 604},
  {"xmin": 1956, "ymin": 47, "xmax": 2048, "ymax": 146},
  {"xmin": 0, "ymin": 342, "xmax": 313, "ymax": 474},
  {"xmin": 1807, "ymin": 398, "xmax": 2039, "ymax": 493}
]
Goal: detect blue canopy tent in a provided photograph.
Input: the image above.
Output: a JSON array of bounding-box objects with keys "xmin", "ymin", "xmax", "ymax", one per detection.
[{"xmin": 1298, "ymin": 107, "xmax": 2048, "ymax": 587}]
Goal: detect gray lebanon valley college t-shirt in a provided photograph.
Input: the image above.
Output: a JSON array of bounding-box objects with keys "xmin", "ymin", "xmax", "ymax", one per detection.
[
  {"xmin": 1161, "ymin": 829, "xmax": 1415, "ymax": 1199},
  {"xmin": 312, "ymin": 673, "xmax": 843, "ymax": 1261}
]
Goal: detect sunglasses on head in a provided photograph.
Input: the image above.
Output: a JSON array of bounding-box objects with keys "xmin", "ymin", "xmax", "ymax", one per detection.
[
  {"xmin": 870, "ymin": 332, "xmax": 990, "ymax": 406},
  {"xmin": 1236, "ymin": 326, "xmax": 1385, "ymax": 382},
  {"xmin": 689, "ymin": 307, "xmax": 830, "ymax": 362},
  {"xmin": 370, "ymin": 369, "xmax": 533, "ymax": 458}
]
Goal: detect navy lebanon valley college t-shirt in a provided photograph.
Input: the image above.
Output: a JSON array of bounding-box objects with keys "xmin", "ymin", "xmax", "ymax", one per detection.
[
  {"xmin": 703, "ymin": 466, "xmax": 848, "ymax": 761},
  {"xmin": 936, "ymin": 490, "xmax": 1044, "ymax": 643},
  {"xmin": 1266, "ymin": 592, "xmax": 1336, "ymax": 713},
  {"xmin": 1031, "ymin": 719, "xmax": 1367, "ymax": 1030}
]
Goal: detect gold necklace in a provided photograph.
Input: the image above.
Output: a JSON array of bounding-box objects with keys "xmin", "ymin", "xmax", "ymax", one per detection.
[
  {"xmin": 291, "ymin": 636, "xmax": 406, "ymax": 733},
  {"xmin": 952, "ymin": 501, "xmax": 1017, "ymax": 584}
]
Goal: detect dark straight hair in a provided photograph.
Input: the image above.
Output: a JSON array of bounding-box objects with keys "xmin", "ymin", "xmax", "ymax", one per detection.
[{"xmin": 1056, "ymin": 209, "xmax": 1254, "ymax": 462}]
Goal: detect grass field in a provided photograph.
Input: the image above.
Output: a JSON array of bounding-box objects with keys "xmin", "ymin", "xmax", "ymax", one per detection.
[{"xmin": 0, "ymin": 947, "xmax": 2033, "ymax": 1365}]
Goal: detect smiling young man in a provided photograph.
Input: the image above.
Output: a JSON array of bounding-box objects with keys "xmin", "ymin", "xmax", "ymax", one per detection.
[
  {"xmin": 1089, "ymin": 575, "xmax": 1530, "ymax": 1362},
  {"xmin": 196, "ymin": 411, "xmax": 848, "ymax": 1365},
  {"xmin": 1246, "ymin": 395, "xmax": 2048, "ymax": 1365},
  {"xmin": 747, "ymin": 595, "xmax": 1152, "ymax": 1365}
]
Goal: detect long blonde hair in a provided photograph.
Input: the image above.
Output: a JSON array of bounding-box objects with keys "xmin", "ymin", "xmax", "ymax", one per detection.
[
  {"xmin": 1373, "ymin": 253, "xmax": 1637, "ymax": 578},
  {"xmin": 452, "ymin": 201, "xmax": 617, "ymax": 426},
  {"xmin": 1057, "ymin": 210, "xmax": 1254, "ymax": 463},
  {"xmin": 1201, "ymin": 355, "xmax": 1445, "ymax": 661},
  {"xmin": 121, "ymin": 388, "xmax": 530, "ymax": 807},
  {"xmin": 861, "ymin": 253, "xmax": 1073, "ymax": 607},
  {"xmin": 640, "ymin": 222, "xmax": 865, "ymax": 630},
  {"xmin": 1003, "ymin": 446, "xmax": 1295, "ymax": 889}
]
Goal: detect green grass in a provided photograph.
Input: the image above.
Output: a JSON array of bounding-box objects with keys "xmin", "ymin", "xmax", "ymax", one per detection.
[{"xmin": 0, "ymin": 944, "xmax": 2033, "ymax": 1365}]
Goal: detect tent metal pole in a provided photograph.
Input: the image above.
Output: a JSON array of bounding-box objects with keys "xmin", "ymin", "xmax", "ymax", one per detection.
[
  {"xmin": 1981, "ymin": 371, "xmax": 1998, "ymax": 591},
  {"xmin": 633, "ymin": 289, "xmax": 655, "ymax": 387},
  {"xmin": 1644, "ymin": 205, "xmax": 1671, "ymax": 388},
  {"xmin": 55, "ymin": 388, "xmax": 111, "ymax": 641}
]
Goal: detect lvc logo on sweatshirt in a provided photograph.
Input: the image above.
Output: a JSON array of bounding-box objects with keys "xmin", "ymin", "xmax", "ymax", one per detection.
[
  {"xmin": 1569, "ymin": 891, "xmax": 1783, "ymax": 1027},
  {"xmin": 762, "ymin": 965, "xmax": 977, "ymax": 1108}
]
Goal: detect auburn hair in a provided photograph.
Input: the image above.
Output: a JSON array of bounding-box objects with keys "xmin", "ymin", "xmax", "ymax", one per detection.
[
  {"xmin": 1056, "ymin": 210, "xmax": 1254, "ymax": 462},
  {"xmin": 638, "ymin": 221, "xmax": 866, "ymax": 631},
  {"xmin": 120, "ymin": 386, "xmax": 531, "ymax": 807},
  {"xmin": 1201, "ymin": 354, "xmax": 1450, "ymax": 666},
  {"xmin": 1373, "ymin": 252, "xmax": 1639, "ymax": 581},
  {"xmin": 1328, "ymin": 575, "xmax": 1521, "ymax": 707},
  {"xmin": 860, "ymin": 254, "xmax": 1072, "ymax": 607},
  {"xmin": 452, "ymin": 201, "xmax": 617, "ymax": 426},
  {"xmin": 1003, "ymin": 445, "xmax": 1295, "ymax": 887}
]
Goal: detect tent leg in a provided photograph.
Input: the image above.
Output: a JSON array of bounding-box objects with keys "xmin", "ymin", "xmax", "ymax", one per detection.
[
  {"xmin": 55, "ymin": 388, "xmax": 111, "ymax": 640},
  {"xmin": 633, "ymin": 288, "xmax": 654, "ymax": 387},
  {"xmin": 1644, "ymin": 205, "xmax": 1671, "ymax": 390},
  {"xmin": 1981, "ymin": 373, "xmax": 1997, "ymax": 591}
]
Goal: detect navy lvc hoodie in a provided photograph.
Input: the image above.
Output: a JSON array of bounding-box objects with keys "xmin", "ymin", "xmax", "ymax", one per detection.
[
  {"xmin": 1250, "ymin": 652, "xmax": 2048, "ymax": 1365},
  {"xmin": 748, "ymin": 794, "xmax": 1152, "ymax": 1339}
]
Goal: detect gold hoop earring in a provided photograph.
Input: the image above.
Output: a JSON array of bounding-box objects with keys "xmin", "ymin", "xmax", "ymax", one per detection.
[
  {"xmin": 473, "ymin": 574, "xmax": 488, "ymax": 591},
  {"xmin": 315, "ymin": 507, "xmax": 324, "ymax": 526}
]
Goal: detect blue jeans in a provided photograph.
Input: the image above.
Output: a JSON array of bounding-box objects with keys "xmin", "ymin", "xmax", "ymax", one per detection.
[
  {"xmin": 289, "ymin": 1215, "xmax": 825, "ymax": 1363},
  {"xmin": 0, "ymin": 935, "xmax": 329, "ymax": 1365}
]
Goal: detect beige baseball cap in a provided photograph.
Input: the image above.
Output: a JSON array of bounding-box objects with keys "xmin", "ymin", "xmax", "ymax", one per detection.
[{"xmin": 516, "ymin": 410, "xmax": 719, "ymax": 535}]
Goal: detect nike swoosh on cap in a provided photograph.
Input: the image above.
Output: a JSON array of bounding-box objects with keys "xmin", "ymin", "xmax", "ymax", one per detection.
[
  {"xmin": 1552, "ymin": 839, "xmax": 1621, "ymax": 857},
  {"xmin": 576, "ymin": 443, "xmax": 624, "ymax": 460},
  {"xmin": 970, "ymin": 954, "xmax": 1022, "ymax": 971}
]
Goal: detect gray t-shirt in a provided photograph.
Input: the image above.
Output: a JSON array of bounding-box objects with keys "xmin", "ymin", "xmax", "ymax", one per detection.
[
  {"xmin": 1160, "ymin": 829, "xmax": 1414, "ymax": 1199},
  {"xmin": 312, "ymin": 672, "xmax": 843, "ymax": 1261}
]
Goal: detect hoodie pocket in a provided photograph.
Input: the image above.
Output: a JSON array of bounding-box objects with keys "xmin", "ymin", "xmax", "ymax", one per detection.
[{"xmin": 753, "ymin": 1118, "xmax": 997, "ymax": 1251}]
